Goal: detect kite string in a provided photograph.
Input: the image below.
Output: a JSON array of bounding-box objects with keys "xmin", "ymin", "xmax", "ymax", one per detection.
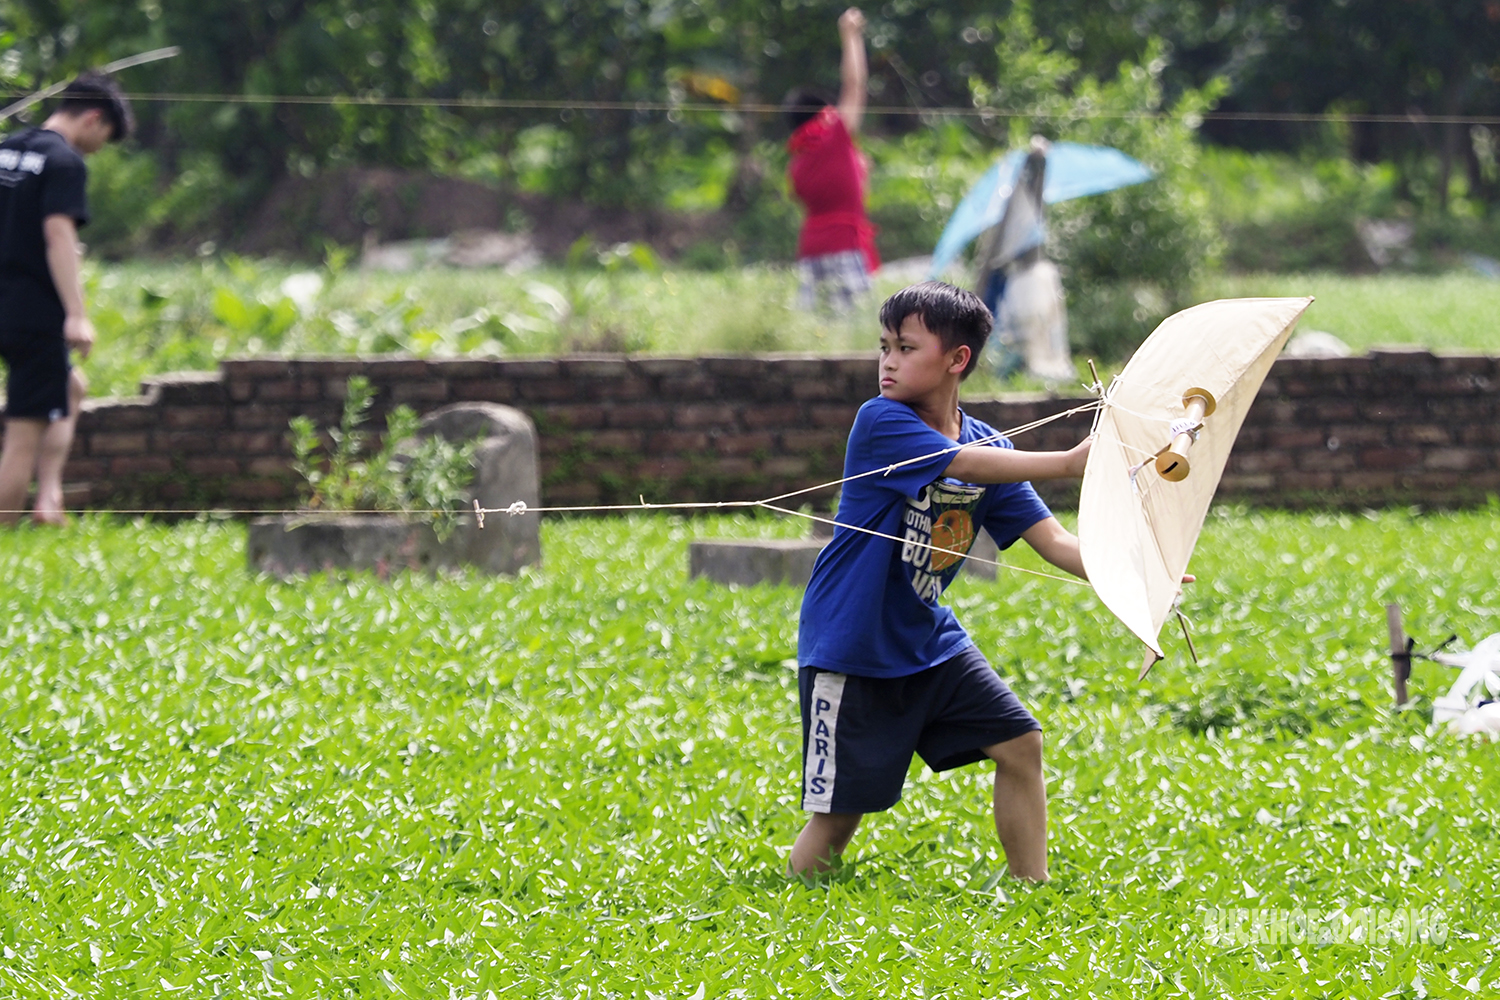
[
  {"xmin": 480, "ymin": 398, "xmax": 1103, "ymax": 517},
  {"xmin": 0, "ymin": 398, "xmax": 1105, "ymax": 522},
  {"xmin": 1096, "ymin": 432, "xmax": 1165, "ymax": 465},
  {"xmin": 10, "ymin": 397, "xmax": 1100, "ymax": 587},
  {"xmin": 473, "ymin": 397, "xmax": 1104, "ymax": 587},
  {"xmin": 10, "ymin": 90, "xmax": 1500, "ymax": 125},
  {"xmin": 757, "ymin": 503, "xmax": 1085, "ymax": 587}
]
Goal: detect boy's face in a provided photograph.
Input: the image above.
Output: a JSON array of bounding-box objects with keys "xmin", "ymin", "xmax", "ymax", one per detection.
[
  {"xmin": 68, "ymin": 110, "xmax": 114, "ymax": 155},
  {"xmin": 878, "ymin": 314, "xmax": 969, "ymax": 403}
]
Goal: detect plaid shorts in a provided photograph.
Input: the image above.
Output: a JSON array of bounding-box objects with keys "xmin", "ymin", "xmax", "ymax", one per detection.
[{"xmin": 797, "ymin": 250, "xmax": 870, "ymax": 314}]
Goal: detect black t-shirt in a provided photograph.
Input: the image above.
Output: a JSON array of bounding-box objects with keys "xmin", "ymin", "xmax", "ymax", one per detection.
[{"xmin": 0, "ymin": 128, "xmax": 90, "ymax": 337}]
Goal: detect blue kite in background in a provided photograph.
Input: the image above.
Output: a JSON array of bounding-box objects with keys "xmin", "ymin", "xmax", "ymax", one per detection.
[{"xmin": 930, "ymin": 139, "xmax": 1153, "ymax": 381}]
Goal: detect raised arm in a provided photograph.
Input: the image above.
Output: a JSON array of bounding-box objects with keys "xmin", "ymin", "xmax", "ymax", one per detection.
[
  {"xmin": 943, "ymin": 436, "xmax": 1089, "ymax": 485},
  {"xmin": 836, "ymin": 8, "xmax": 867, "ymax": 133}
]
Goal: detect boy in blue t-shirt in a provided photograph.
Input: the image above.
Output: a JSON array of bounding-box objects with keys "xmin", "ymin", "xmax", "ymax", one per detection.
[{"xmin": 791, "ymin": 280, "xmax": 1089, "ymax": 882}]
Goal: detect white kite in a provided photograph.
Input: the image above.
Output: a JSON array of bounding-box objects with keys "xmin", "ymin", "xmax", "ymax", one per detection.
[{"xmin": 1078, "ymin": 296, "xmax": 1314, "ymax": 676}]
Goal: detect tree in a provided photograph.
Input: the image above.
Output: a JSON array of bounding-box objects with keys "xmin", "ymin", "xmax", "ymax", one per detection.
[
  {"xmin": 968, "ymin": 1, "xmax": 1226, "ymax": 355},
  {"xmin": 1222, "ymin": 1, "xmax": 1500, "ymax": 206}
]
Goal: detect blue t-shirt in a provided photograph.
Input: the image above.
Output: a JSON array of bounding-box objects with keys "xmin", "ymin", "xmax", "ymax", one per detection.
[{"xmin": 797, "ymin": 396, "xmax": 1053, "ymax": 678}]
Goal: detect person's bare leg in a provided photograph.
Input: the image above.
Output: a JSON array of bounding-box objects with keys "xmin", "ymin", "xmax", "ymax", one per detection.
[
  {"xmin": 0, "ymin": 418, "xmax": 46, "ymax": 525},
  {"xmin": 32, "ymin": 368, "xmax": 85, "ymax": 524},
  {"xmin": 982, "ymin": 730, "xmax": 1048, "ymax": 881},
  {"xmin": 789, "ymin": 812, "xmax": 863, "ymax": 877}
]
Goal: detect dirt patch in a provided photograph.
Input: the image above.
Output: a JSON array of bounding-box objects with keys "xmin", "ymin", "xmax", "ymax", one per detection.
[{"xmin": 237, "ymin": 168, "xmax": 732, "ymax": 261}]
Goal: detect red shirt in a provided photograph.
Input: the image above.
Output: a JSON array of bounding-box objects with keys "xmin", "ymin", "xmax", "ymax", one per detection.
[{"xmin": 787, "ymin": 107, "xmax": 879, "ymax": 272}]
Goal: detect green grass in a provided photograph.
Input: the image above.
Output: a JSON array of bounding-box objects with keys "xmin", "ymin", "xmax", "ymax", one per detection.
[
  {"xmin": 82, "ymin": 260, "xmax": 911, "ymax": 401},
  {"xmin": 2, "ymin": 508, "xmax": 1498, "ymax": 997},
  {"xmin": 1199, "ymin": 272, "xmax": 1500, "ymax": 354},
  {"xmin": 78, "ymin": 260, "xmax": 1500, "ymax": 401}
]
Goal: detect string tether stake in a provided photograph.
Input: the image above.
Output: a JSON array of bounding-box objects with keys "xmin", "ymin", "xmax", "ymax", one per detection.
[{"xmin": 1084, "ymin": 359, "xmax": 1104, "ymax": 398}]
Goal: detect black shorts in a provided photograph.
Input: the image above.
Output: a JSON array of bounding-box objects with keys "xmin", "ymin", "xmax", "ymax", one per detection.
[
  {"xmin": 0, "ymin": 332, "xmax": 70, "ymax": 421},
  {"xmin": 799, "ymin": 645, "xmax": 1041, "ymax": 814}
]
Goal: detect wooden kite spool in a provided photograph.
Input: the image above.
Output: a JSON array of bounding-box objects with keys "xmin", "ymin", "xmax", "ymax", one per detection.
[{"xmin": 1154, "ymin": 388, "xmax": 1216, "ymax": 482}]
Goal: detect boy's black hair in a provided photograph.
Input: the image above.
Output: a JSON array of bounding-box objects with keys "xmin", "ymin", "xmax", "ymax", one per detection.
[
  {"xmin": 879, "ymin": 281, "xmax": 993, "ymax": 379},
  {"xmin": 55, "ymin": 71, "xmax": 134, "ymax": 142},
  {"xmin": 782, "ymin": 87, "xmax": 832, "ymax": 132}
]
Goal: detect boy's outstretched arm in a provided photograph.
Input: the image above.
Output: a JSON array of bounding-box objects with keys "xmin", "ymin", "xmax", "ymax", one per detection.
[
  {"xmin": 836, "ymin": 8, "xmax": 867, "ymax": 133},
  {"xmin": 1022, "ymin": 517, "xmax": 1197, "ymax": 586},
  {"xmin": 1022, "ymin": 518, "xmax": 1086, "ymax": 579},
  {"xmin": 944, "ymin": 436, "xmax": 1089, "ymax": 485}
]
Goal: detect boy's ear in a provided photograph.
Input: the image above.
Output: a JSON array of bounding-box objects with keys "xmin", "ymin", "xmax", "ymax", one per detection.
[{"xmin": 947, "ymin": 344, "xmax": 971, "ymax": 375}]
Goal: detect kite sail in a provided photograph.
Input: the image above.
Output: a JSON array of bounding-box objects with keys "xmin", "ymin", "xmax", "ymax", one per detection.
[
  {"xmin": 929, "ymin": 142, "xmax": 1154, "ymax": 278},
  {"xmin": 1078, "ymin": 297, "xmax": 1314, "ymax": 671}
]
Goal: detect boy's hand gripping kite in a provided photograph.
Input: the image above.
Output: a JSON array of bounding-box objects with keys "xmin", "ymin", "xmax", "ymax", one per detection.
[{"xmin": 1078, "ymin": 297, "xmax": 1314, "ymax": 678}]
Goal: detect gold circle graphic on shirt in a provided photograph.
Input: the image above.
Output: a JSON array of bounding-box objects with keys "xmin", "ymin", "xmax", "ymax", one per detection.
[{"xmin": 928, "ymin": 510, "xmax": 974, "ymax": 572}]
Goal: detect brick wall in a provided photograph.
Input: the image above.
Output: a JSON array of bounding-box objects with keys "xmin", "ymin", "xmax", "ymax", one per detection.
[
  {"xmin": 46, "ymin": 347, "xmax": 1500, "ymax": 513},
  {"xmin": 1222, "ymin": 347, "xmax": 1500, "ymax": 504}
]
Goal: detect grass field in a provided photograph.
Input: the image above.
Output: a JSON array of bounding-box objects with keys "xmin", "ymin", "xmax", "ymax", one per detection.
[
  {"xmin": 78, "ymin": 260, "xmax": 1500, "ymax": 400},
  {"xmin": 1198, "ymin": 272, "xmax": 1500, "ymax": 354},
  {"xmin": 3, "ymin": 509, "xmax": 1498, "ymax": 997}
]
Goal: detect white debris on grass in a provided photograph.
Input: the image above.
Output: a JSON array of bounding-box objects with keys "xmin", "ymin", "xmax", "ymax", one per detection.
[
  {"xmin": 1282, "ymin": 329, "xmax": 1351, "ymax": 358},
  {"xmin": 279, "ymin": 271, "xmax": 324, "ymax": 311},
  {"xmin": 1431, "ymin": 632, "xmax": 1500, "ymax": 735}
]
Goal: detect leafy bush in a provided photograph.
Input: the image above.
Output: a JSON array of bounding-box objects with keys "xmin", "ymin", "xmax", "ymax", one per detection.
[
  {"xmin": 289, "ymin": 376, "xmax": 477, "ymax": 539},
  {"xmin": 1195, "ymin": 147, "xmax": 1500, "ymax": 274},
  {"xmin": 1195, "ymin": 148, "xmax": 1389, "ymax": 273},
  {"xmin": 85, "ymin": 148, "xmax": 244, "ymax": 260},
  {"xmin": 966, "ymin": 3, "xmax": 1226, "ymax": 359},
  {"xmin": 866, "ymin": 122, "xmax": 995, "ymax": 263}
]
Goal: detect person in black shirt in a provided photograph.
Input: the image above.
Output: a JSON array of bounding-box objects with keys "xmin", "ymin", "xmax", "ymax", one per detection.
[{"xmin": 0, "ymin": 72, "xmax": 132, "ymax": 525}]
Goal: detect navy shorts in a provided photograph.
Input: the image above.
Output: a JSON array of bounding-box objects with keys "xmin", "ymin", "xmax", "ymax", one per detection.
[
  {"xmin": 799, "ymin": 645, "xmax": 1041, "ymax": 814},
  {"xmin": 0, "ymin": 332, "xmax": 70, "ymax": 421}
]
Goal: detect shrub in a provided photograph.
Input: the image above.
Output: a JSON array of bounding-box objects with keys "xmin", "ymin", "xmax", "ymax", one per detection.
[
  {"xmin": 289, "ymin": 376, "xmax": 477, "ymax": 539},
  {"xmin": 967, "ymin": 3, "xmax": 1225, "ymax": 359}
]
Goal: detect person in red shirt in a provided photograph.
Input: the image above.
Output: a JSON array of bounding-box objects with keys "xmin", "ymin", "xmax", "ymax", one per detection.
[{"xmin": 784, "ymin": 8, "xmax": 879, "ymax": 313}]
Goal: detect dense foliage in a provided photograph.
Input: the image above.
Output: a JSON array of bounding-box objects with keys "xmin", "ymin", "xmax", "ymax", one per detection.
[
  {"xmin": 0, "ymin": 509, "xmax": 1496, "ymax": 995},
  {"xmin": 5, "ymin": 1, "xmax": 1500, "ymax": 240},
  {"xmin": 290, "ymin": 376, "xmax": 478, "ymax": 538}
]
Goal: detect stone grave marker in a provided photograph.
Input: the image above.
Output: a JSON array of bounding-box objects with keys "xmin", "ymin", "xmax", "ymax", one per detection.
[{"xmin": 249, "ymin": 402, "xmax": 541, "ymax": 578}]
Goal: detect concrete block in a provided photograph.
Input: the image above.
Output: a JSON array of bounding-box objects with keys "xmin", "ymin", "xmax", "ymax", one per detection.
[
  {"xmin": 249, "ymin": 515, "xmax": 460, "ymax": 577},
  {"xmin": 690, "ymin": 538, "xmax": 828, "ymax": 587},
  {"xmin": 142, "ymin": 370, "xmax": 228, "ymax": 405}
]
